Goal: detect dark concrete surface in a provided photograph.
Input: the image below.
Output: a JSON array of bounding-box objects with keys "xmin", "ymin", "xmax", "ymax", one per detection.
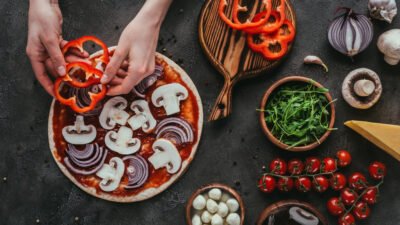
[{"xmin": 1, "ymin": 0, "xmax": 400, "ymax": 224}]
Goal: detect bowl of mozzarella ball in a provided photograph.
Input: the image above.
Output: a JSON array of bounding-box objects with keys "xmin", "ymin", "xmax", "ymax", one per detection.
[{"xmin": 186, "ymin": 183, "xmax": 245, "ymax": 225}]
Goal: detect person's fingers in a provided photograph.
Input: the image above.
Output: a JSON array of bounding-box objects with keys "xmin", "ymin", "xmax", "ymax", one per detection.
[
  {"xmin": 121, "ymin": 60, "xmax": 129, "ymax": 70},
  {"xmin": 60, "ymin": 40, "xmax": 89, "ymax": 58},
  {"xmin": 109, "ymin": 77, "xmax": 124, "ymax": 86},
  {"xmin": 65, "ymin": 54, "xmax": 91, "ymax": 64},
  {"xmin": 45, "ymin": 58, "xmax": 58, "ymax": 77},
  {"xmin": 116, "ymin": 68, "xmax": 128, "ymax": 78},
  {"xmin": 30, "ymin": 59, "xmax": 55, "ymax": 96},
  {"xmin": 102, "ymin": 48, "xmax": 126, "ymax": 84},
  {"xmin": 43, "ymin": 35, "xmax": 66, "ymax": 76}
]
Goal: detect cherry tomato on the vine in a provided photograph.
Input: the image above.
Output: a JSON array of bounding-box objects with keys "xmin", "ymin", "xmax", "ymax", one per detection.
[
  {"xmin": 330, "ymin": 173, "xmax": 347, "ymax": 191},
  {"xmin": 338, "ymin": 213, "xmax": 356, "ymax": 225},
  {"xmin": 295, "ymin": 177, "xmax": 312, "ymax": 192},
  {"xmin": 369, "ymin": 161, "xmax": 386, "ymax": 180},
  {"xmin": 313, "ymin": 175, "xmax": 329, "ymax": 193},
  {"xmin": 336, "ymin": 150, "xmax": 352, "ymax": 167},
  {"xmin": 277, "ymin": 177, "xmax": 294, "ymax": 192},
  {"xmin": 340, "ymin": 188, "xmax": 358, "ymax": 206},
  {"xmin": 287, "ymin": 159, "xmax": 304, "ymax": 175},
  {"xmin": 349, "ymin": 172, "xmax": 368, "ymax": 191},
  {"xmin": 305, "ymin": 157, "xmax": 321, "ymax": 174},
  {"xmin": 353, "ymin": 201, "xmax": 370, "ymax": 220},
  {"xmin": 327, "ymin": 197, "xmax": 345, "ymax": 216},
  {"xmin": 321, "ymin": 157, "xmax": 337, "ymax": 173},
  {"xmin": 269, "ymin": 158, "xmax": 287, "ymax": 175},
  {"xmin": 362, "ymin": 187, "xmax": 379, "ymax": 204},
  {"xmin": 258, "ymin": 175, "xmax": 276, "ymax": 193}
]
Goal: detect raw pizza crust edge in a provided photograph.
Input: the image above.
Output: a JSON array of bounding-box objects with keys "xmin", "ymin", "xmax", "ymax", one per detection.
[{"xmin": 48, "ymin": 47, "xmax": 204, "ymax": 203}]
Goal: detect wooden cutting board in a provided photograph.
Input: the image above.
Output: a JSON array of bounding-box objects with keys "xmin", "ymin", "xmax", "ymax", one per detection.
[{"xmin": 198, "ymin": 0, "xmax": 296, "ymax": 121}]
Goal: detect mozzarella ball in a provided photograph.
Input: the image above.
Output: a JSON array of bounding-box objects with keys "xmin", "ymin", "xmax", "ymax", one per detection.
[
  {"xmin": 211, "ymin": 214, "xmax": 223, "ymax": 225},
  {"xmin": 193, "ymin": 195, "xmax": 206, "ymax": 210},
  {"xmin": 217, "ymin": 202, "xmax": 229, "ymax": 218},
  {"xmin": 208, "ymin": 188, "xmax": 222, "ymax": 200},
  {"xmin": 192, "ymin": 214, "xmax": 202, "ymax": 225},
  {"xmin": 201, "ymin": 211, "xmax": 212, "ymax": 223},
  {"xmin": 226, "ymin": 213, "xmax": 241, "ymax": 225},
  {"xmin": 206, "ymin": 199, "xmax": 219, "ymax": 214},
  {"xmin": 226, "ymin": 199, "xmax": 239, "ymax": 212},
  {"xmin": 220, "ymin": 193, "xmax": 230, "ymax": 203}
]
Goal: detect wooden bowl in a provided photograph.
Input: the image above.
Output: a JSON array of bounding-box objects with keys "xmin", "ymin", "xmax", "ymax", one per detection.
[
  {"xmin": 259, "ymin": 76, "xmax": 335, "ymax": 152},
  {"xmin": 256, "ymin": 200, "xmax": 328, "ymax": 225},
  {"xmin": 186, "ymin": 183, "xmax": 245, "ymax": 225}
]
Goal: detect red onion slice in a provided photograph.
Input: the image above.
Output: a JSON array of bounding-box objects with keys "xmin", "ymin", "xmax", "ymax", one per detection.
[
  {"xmin": 122, "ymin": 155, "xmax": 149, "ymax": 189},
  {"xmin": 64, "ymin": 143, "xmax": 108, "ymax": 175},
  {"xmin": 132, "ymin": 64, "xmax": 163, "ymax": 97},
  {"xmin": 155, "ymin": 117, "xmax": 194, "ymax": 144},
  {"xmin": 68, "ymin": 85, "xmax": 103, "ymax": 116}
]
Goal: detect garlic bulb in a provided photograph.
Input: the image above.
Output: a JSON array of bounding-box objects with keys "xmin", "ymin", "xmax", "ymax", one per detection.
[
  {"xmin": 328, "ymin": 8, "xmax": 374, "ymax": 57},
  {"xmin": 377, "ymin": 29, "xmax": 400, "ymax": 65},
  {"xmin": 368, "ymin": 0, "xmax": 397, "ymax": 23}
]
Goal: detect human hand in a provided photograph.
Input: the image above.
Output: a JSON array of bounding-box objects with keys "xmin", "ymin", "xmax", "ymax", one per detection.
[
  {"xmin": 26, "ymin": 0, "xmax": 88, "ymax": 96},
  {"xmin": 101, "ymin": 0, "xmax": 173, "ymax": 96}
]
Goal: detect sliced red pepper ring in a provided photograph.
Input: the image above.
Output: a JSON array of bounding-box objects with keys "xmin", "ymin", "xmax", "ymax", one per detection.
[
  {"xmin": 60, "ymin": 62, "xmax": 104, "ymax": 88},
  {"xmin": 62, "ymin": 35, "xmax": 110, "ymax": 65},
  {"xmin": 218, "ymin": 0, "xmax": 272, "ymax": 30},
  {"xmin": 54, "ymin": 79, "xmax": 107, "ymax": 114}
]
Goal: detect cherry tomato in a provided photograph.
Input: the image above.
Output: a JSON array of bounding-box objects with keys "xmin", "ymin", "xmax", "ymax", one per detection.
[
  {"xmin": 321, "ymin": 157, "xmax": 337, "ymax": 172},
  {"xmin": 336, "ymin": 150, "xmax": 352, "ymax": 167},
  {"xmin": 353, "ymin": 201, "xmax": 370, "ymax": 220},
  {"xmin": 287, "ymin": 159, "xmax": 304, "ymax": 175},
  {"xmin": 269, "ymin": 158, "xmax": 287, "ymax": 175},
  {"xmin": 338, "ymin": 213, "xmax": 356, "ymax": 225},
  {"xmin": 305, "ymin": 157, "xmax": 321, "ymax": 174},
  {"xmin": 313, "ymin": 175, "xmax": 329, "ymax": 193},
  {"xmin": 258, "ymin": 175, "xmax": 276, "ymax": 193},
  {"xmin": 277, "ymin": 177, "xmax": 294, "ymax": 192},
  {"xmin": 340, "ymin": 188, "xmax": 358, "ymax": 206},
  {"xmin": 330, "ymin": 173, "xmax": 347, "ymax": 191},
  {"xmin": 362, "ymin": 187, "xmax": 378, "ymax": 204},
  {"xmin": 295, "ymin": 177, "xmax": 312, "ymax": 192},
  {"xmin": 327, "ymin": 197, "xmax": 345, "ymax": 216},
  {"xmin": 369, "ymin": 161, "xmax": 386, "ymax": 180},
  {"xmin": 349, "ymin": 172, "xmax": 368, "ymax": 191}
]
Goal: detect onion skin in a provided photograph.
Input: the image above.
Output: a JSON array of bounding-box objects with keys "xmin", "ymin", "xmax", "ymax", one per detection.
[
  {"xmin": 155, "ymin": 117, "xmax": 194, "ymax": 144},
  {"xmin": 64, "ymin": 143, "xmax": 108, "ymax": 175},
  {"xmin": 328, "ymin": 8, "xmax": 373, "ymax": 57},
  {"xmin": 123, "ymin": 155, "xmax": 149, "ymax": 189}
]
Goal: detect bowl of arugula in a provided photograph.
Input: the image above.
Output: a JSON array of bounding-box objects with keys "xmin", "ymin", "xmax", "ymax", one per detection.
[{"xmin": 259, "ymin": 76, "xmax": 336, "ymax": 152}]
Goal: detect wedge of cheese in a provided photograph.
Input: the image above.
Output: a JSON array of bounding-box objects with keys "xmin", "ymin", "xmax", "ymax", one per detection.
[{"xmin": 345, "ymin": 120, "xmax": 400, "ymax": 161}]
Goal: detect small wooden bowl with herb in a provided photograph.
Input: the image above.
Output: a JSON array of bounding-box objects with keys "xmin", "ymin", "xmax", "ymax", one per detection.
[{"xmin": 259, "ymin": 76, "xmax": 335, "ymax": 151}]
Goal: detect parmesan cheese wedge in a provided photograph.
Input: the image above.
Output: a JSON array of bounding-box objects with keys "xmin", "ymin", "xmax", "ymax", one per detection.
[{"xmin": 345, "ymin": 120, "xmax": 400, "ymax": 161}]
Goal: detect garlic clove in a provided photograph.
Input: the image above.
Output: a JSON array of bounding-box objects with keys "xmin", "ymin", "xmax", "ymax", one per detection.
[
  {"xmin": 368, "ymin": 0, "xmax": 397, "ymax": 23},
  {"xmin": 304, "ymin": 55, "xmax": 329, "ymax": 72}
]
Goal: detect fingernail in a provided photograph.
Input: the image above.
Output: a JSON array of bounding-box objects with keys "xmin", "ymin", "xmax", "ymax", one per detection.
[
  {"xmin": 100, "ymin": 74, "xmax": 109, "ymax": 84},
  {"xmin": 57, "ymin": 66, "xmax": 66, "ymax": 76}
]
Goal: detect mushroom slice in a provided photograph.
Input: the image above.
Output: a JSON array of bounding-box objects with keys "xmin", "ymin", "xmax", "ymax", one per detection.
[
  {"xmin": 148, "ymin": 139, "xmax": 182, "ymax": 174},
  {"xmin": 289, "ymin": 206, "xmax": 319, "ymax": 225},
  {"xmin": 99, "ymin": 96, "xmax": 130, "ymax": 130},
  {"xmin": 127, "ymin": 100, "xmax": 157, "ymax": 133},
  {"xmin": 104, "ymin": 126, "xmax": 141, "ymax": 155},
  {"xmin": 62, "ymin": 115, "xmax": 96, "ymax": 145},
  {"xmin": 151, "ymin": 83, "xmax": 188, "ymax": 115},
  {"xmin": 96, "ymin": 157, "xmax": 124, "ymax": 192}
]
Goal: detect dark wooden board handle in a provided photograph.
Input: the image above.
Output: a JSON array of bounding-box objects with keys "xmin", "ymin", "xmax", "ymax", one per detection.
[{"xmin": 208, "ymin": 79, "xmax": 234, "ymax": 121}]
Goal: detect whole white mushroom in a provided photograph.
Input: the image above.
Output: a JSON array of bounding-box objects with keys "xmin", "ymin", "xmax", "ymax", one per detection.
[
  {"xmin": 193, "ymin": 195, "xmax": 206, "ymax": 210},
  {"xmin": 206, "ymin": 199, "xmax": 219, "ymax": 214},
  {"xmin": 377, "ymin": 29, "xmax": 400, "ymax": 65},
  {"xmin": 211, "ymin": 214, "xmax": 223, "ymax": 225},
  {"xmin": 192, "ymin": 214, "xmax": 202, "ymax": 225},
  {"xmin": 226, "ymin": 199, "xmax": 239, "ymax": 212},
  {"xmin": 208, "ymin": 188, "xmax": 222, "ymax": 200},
  {"xmin": 217, "ymin": 202, "xmax": 229, "ymax": 218},
  {"xmin": 201, "ymin": 211, "xmax": 212, "ymax": 224},
  {"xmin": 226, "ymin": 213, "xmax": 241, "ymax": 225}
]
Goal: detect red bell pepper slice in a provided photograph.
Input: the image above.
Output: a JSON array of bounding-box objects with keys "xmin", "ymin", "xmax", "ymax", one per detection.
[
  {"xmin": 247, "ymin": 19, "xmax": 295, "ymax": 60},
  {"xmin": 218, "ymin": 0, "xmax": 272, "ymax": 30},
  {"xmin": 54, "ymin": 79, "xmax": 107, "ymax": 114},
  {"xmin": 60, "ymin": 62, "xmax": 104, "ymax": 88},
  {"xmin": 243, "ymin": 0, "xmax": 286, "ymax": 34},
  {"xmin": 62, "ymin": 35, "xmax": 110, "ymax": 65}
]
